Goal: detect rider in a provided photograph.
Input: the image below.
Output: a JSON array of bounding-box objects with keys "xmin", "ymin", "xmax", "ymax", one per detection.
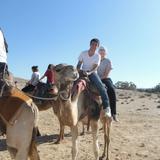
[
  {"xmin": 97, "ymin": 46, "xmax": 118, "ymax": 121},
  {"xmin": 76, "ymin": 38, "xmax": 111, "ymax": 118},
  {"xmin": 39, "ymin": 64, "xmax": 57, "ymax": 94},
  {"xmin": 22, "ymin": 66, "xmax": 40, "ymax": 92},
  {"xmin": 0, "ymin": 28, "xmax": 8, "ymax": 79}
]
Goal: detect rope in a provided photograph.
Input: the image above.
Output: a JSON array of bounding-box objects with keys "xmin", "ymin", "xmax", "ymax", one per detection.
[
  {"xmin": 25, "ymin": 93, "xmax": 58, "ymax": 101},
  {"xmin": 26, "ymin": 90, "xmax": 71, "ymax": 101}
]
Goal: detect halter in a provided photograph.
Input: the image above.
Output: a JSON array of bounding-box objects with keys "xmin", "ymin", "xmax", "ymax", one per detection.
[
  {"xmin": 0, "ymin": 78, "xmax": 13, "ymax": 97},
  {"xmin": 0, "ymin": 66, "xmax": 12, "ymax": 97}
]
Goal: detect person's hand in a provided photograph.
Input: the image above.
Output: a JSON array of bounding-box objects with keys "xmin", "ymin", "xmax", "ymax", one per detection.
[
  {"xmin": 86, "ymin": 71, "xmax": 92, "ymax": 75},
  {"xmin": 82, "ymin": 71, "xmax": 88, "ymax": 77}
]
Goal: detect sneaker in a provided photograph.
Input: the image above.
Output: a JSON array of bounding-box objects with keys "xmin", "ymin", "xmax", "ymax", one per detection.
[
  {"xmin": 103, "ymin": 107, "xmax": 111, "ymax": 118},
  {"xmin": 112, "ymin": 114, "xmax": 119, "ymax": 122}
]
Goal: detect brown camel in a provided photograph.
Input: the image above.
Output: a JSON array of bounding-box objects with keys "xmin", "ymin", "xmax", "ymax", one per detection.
[{"xmin": 0, "ymin": 74, "xmax": 40, "ymax": 160}]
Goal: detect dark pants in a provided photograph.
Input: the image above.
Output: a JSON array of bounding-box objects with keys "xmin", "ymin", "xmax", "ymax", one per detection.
[
  {"xmin": 0, "ymin": 62, "xmax": 8, "ymax": 78},
  {"xmin": 88, "ymin": 72, "xmax": 109, "ymax": 109},
  {"xmin": 22, "ymin": 84, "xmax": 35, "ymax": 92},
  {"xmin": 102, "ymin": 78, "xmax": 117, "ymax": 115}
]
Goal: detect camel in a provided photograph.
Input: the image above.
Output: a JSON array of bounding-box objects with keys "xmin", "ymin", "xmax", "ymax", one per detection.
[
  {"xmin": 31, "ymin": 66, "xmax": 112, "ymax": 160},
  {"xmin": 55, "ymin": 75, "xmax": 112, "ymax": 160},
  {"xmin": 22, "ymin": 64, "xmax": 79, "ymax": 140},
  {"xmin": 0, "ymin": 73, "xmax": 40, "ymax": 160}
]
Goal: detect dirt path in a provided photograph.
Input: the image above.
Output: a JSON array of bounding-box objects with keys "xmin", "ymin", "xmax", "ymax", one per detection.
[{"xmin": 0, "ymin": 89, "xmax": 160, "ymax": 160}]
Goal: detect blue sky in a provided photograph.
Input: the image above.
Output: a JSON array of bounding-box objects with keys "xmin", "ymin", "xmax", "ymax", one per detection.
[{"xmin": 0, "ymin": 0, "xmax": 159, "ymax": 88}]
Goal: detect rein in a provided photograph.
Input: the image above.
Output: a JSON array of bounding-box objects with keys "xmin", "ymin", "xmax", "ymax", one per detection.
[
  {"xmin": 0, "ymin": 83, "xmax": 6, "ymax": 97},
  {"xmin": 0, "ymin": 76, "xmax": 12, "ymax": 97},
  {"xmin": 25, "ymin": 93, "xmax": 58, "ymax": 101},
  {"xmin": 25, "ymin": 88, "xmax": 71, "ymax": 101}
]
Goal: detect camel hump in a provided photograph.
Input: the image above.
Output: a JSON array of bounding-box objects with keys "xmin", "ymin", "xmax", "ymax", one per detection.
[{"xmin": 0, "ymin": 87, "xmax": 31, "ymax": 123}]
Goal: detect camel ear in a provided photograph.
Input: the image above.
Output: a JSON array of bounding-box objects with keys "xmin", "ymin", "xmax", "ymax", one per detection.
[{"xmin": 55, "ymin": 63, "xmax": 67, "ymax": 72}]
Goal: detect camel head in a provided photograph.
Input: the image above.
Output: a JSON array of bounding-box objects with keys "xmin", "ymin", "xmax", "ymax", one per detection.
[
  {"xmin": 55, "ymin": 64, "xmax": 79, "ymax": 84},
  {"xmin": 52, "ymin": 64, "xmax": 79, "ymax": 101}
]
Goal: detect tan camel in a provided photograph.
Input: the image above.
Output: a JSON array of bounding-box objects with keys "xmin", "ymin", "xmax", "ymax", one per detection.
[
  {"xmin": 0, "ymin": 74, "xmax": 40, "ymax": 160},
  {"xmin": 33, "ymin": 67, "xmax": 112, "ymax": 160},
  {"xmin": 59, "ymin": 78, "xmax": 112, "ymax": 160},
  {"xmin": 25, "ymin": 64, "xmax": 79, "ymax": 141}
]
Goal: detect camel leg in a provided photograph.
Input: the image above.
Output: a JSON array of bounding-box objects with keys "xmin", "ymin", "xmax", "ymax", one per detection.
[
  {"xmin": 55, "ymin": 122, "xmax": 64, "ymax": 144},
  {"xmin": 8, "ymin": 145, "xmax": 28, "ymax": 160},
  {"xmin": 35, "ymin": 126, "xmax": 41, "ymax": 137},
  {"xmin": 80, "ymin": 123, "xmax": 85, "ymax": 136},
  {"xmin": 101, "ymin": 118, "xmax": 111, "ymax": 160},
  {"xmin": 7, "ymin": 126, "xmax": 33, "ymax": 160},
  {"xmin": 90, "ymin": 120, "xmax": 99, "ymax": 160},
  {"xmin": 6, "ymin": 103, "xmax": 38, "ymax": 160},
  {"xmin": 28, "ymin": 128, "xmax": 40, "ymax": 160},
  {"xmin": 15, "ymin": 147, "xmax": 29, "ymax": 160},
  {"xmin": 28, "ymin": 140, "xmax": 40, "ymax": 160},
  {"xmin": 71, "ymin": 126, "xmax": 78, "ymax": 160},
  {"xmin": 7, "ymin": 146, "xmax": 17, "ymax": 159}
]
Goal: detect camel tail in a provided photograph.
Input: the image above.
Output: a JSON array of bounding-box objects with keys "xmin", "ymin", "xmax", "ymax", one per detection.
[{"xmin": 28, "ymin": 127, "xmax": 40, "ymax": 160}]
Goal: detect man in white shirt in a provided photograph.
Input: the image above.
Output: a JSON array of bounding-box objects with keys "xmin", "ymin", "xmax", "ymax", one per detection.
[
  {"xmin": 76, "ymin": 38, "xmax": 111, "ymax": 118},
  {"xmin": 0, "ymin": 28, "xmax": 8, "ymax": 78}
]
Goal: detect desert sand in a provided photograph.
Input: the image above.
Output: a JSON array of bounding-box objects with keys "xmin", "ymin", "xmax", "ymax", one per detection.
[{"xmin": 0, "ymin": 78, "xmax": 160, "ymax": 160}]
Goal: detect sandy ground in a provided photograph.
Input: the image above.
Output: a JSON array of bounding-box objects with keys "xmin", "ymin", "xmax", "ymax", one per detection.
[{"xmin": 0, "ymin": 80, "xmax": 160, "ymax": 160}]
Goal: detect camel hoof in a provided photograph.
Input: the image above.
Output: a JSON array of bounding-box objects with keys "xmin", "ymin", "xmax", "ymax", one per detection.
[
  {"xmin": 54, "ymin": 139, "xmax": 60, "ymax": 144},
  {"xmin": 99, "ymin": 154, "xmax": 107, "ymax": 160},
  {"xmin": 80, "ymin": 132, "xmax": 84, "ymax": 136}
]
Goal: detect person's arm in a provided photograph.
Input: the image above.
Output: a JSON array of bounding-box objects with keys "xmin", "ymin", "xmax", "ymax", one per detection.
[
  {"xmin": 76, "ymin": 60, "xmax": 82, "ymax": 72},
  {"xmin": 39, "ymin": 75, "xmax": 45, "ymax": 81},
  {"xmin": 87, "ymin": 54, "xmax": 100, "ymax": 75},
  {"xmin": 87, "ymin": 63, "xmax": 98, "ymax": 75},
  {"xmin": 4, "ymin": 37, "xmax": 8, "ymax": 53},
  {"xmin": 102, "ymin": 61, "xmax": 112, "ymax": 79},
  {"xmin": 39, "ymin": 70, "xmax": 47, "ymax": 81}
]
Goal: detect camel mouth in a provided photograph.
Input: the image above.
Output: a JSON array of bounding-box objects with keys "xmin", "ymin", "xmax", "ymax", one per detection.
[{"xmin": 64, "ymin": 72, "xmax": 79, "ymax": 82}]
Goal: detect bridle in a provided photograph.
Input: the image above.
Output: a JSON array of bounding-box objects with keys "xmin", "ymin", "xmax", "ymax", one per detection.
[{"xmin": 0, "ymin": 78, "xmax": 12, "ymax": 97}]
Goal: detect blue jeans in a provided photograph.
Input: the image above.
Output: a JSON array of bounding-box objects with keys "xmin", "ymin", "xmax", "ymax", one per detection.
[{"xmin": 88, "ymin": 72, "xmax": 109, "ymax": 109}]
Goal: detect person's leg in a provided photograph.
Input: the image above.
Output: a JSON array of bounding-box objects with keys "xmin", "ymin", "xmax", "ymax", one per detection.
[
  {"xmin": 102, "ymin": 78, "xmax": 118, "ymax": 121},
  {"xmin": 88, "ymin": 73, "xmax": 111, "ymax": 117},
  {"xmin": 102, "ymin": 78, "xmax": 116, "ymax": 115},
  {"xmin": 0, "ymin": 62, "xmax": 8, "ymax": 78},
  {"xmin": 22, "ymin": 85, "xmax": 35, "ymax": 92}
]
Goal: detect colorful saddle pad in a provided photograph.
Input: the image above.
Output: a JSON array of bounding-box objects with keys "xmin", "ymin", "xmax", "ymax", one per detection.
[{"xmin": 0, "ymin": 88, "xmax": 31, "ymax": 123}]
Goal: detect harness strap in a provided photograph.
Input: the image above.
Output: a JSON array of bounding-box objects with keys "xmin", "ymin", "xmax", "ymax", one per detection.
[{"xmin": 25, "ymin": 93, "xmax": 58, "ymax": 101}]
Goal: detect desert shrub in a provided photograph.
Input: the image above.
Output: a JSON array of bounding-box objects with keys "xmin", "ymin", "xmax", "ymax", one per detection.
[
  {"xmin": 154, "ymin": 83, "xmax": 160, "ymax": 92},
  {"xmin": 115, "ymin": 81, "xmax": 136, "ymax": 90}
]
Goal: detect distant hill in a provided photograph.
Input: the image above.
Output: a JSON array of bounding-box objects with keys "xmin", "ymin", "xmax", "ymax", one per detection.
[{"xmin": 14, "ymin": 77, "xmax": 28, "ymax": 89}]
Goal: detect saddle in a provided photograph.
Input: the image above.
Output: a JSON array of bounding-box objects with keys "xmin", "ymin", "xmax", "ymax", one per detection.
[
  {"xmin": 0, "ymin": 87, "xmax": 31, "ymax": 124},
  {"xmin": 32, "ymin": 82, "xmax": 58, "ymax": 103},
  {"xmin": 71, "ymin": 72, "xmax": 102, "ymax": 122},
  {"xmin": 72, "ymin": 70, "xmax": 102, "ymax": 104}
]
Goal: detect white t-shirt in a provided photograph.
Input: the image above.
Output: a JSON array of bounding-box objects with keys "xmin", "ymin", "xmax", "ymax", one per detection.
[
  {"xmin": 30, "ymin": 72, "xmax": 40, "ymax": 86},
  {"xmin": 78, "ymin": 50, "xmax": 100, "ymax": 72},
  {"xmin": 0, "ymin": 30, "xmax": 7, "ymax": 63}
]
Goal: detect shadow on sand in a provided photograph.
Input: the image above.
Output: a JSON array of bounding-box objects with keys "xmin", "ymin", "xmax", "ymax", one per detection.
[
  {"xmin": 36, "ymin": 133, "xmax": 71, "ymax": 144},
  {"xmin": 0, "ymin": 133, "xmax": 71, "ymax": 151}
]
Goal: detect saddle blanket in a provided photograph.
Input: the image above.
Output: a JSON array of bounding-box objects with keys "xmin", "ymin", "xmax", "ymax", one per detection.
[{"xmin": 0, "ymin": 88, "xmax": 31, "ymax": 123}]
